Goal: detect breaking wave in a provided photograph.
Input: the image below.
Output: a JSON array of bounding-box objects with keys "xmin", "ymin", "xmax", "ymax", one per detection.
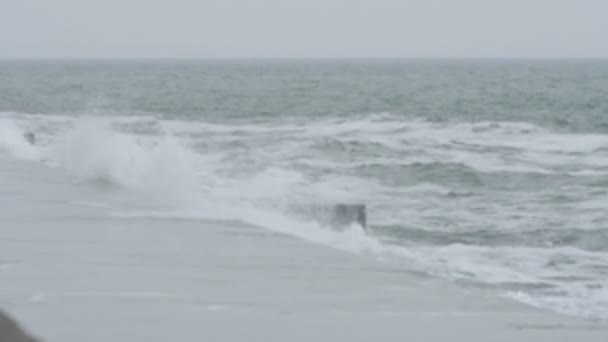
[{"xmin": 2, "ymin": 110, "xmax": 608, "ymax": 321}]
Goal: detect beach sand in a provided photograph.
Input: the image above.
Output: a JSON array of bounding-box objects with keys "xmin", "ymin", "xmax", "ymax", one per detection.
[{"xmin": 1, "ymin": 157, "xmax": 606, "ymax": 341}]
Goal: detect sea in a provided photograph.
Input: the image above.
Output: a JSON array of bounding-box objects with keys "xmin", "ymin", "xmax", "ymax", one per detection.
[{"xmin": 1, "ymin": 59, "xmax": 607, "ymax": 321}]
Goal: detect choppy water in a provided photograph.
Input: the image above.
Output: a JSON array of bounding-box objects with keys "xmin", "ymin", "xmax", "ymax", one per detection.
[{"xmin": 1, "ymin": 60, "xmax": 608, "ymax": 320}]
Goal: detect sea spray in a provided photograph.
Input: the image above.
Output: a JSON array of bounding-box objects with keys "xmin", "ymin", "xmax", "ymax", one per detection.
[
  {"xmin": 2, "ymin": 111, "xmax": 608, "ymax": 320},
  {"xmin": 0, "ymin": 118, "xmax": 40, "ymax": 160}
]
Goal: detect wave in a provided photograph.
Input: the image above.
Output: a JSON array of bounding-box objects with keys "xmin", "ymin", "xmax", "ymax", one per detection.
[
  {"xmin": 374, "ymin": 225, "xmax": 608, "ymax": 252},
  {"xmin": 49, "ymin": 118, "xmax": 199, "ymax": 193},
  {"xmin": 0, "ymin": 117, "xmax": 40, "ymax": 160},
  {"xmin": 3, "ymin": 110, "xmax": 608, "ymax": 321}
]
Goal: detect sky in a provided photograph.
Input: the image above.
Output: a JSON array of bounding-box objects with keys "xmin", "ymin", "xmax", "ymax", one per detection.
[{"xmin": 0, "ymin": 0, "xmax": 607, "ymax": 59}]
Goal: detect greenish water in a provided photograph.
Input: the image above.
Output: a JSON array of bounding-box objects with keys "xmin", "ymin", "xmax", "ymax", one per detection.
[
  {"xmin": 1, "ymin": 60, "xmax": 608, "ymax": 321},
  {"xmin": 1, "ymin": 60, "xmax": 607, "ymax": 131}
]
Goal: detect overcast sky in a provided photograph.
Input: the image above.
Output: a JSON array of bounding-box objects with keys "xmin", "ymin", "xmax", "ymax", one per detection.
[{"xmin": 1, "ymin": 0, "xmax": 606, "ymax": 59}]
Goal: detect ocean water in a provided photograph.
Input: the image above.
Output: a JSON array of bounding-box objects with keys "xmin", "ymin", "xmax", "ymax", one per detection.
[{"xmin": 1, "ymin": 60, "xmax": 608, "ymax": 321}]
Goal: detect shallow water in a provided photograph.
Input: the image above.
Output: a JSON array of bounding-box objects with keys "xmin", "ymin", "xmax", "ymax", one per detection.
[{"xmin": 1, "ymin": 60, "xmax": 607, "ymax": 320}]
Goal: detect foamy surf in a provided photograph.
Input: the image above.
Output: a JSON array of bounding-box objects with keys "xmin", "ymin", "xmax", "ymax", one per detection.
[
  {"xmin": 0, "ymin": 118, "xmax": 41, "ymax": 161},
  {"xmin": 2, "ymin": 110, "xmax": 608, "ymax": 321}
]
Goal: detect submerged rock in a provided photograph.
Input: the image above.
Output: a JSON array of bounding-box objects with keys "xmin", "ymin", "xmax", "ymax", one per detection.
[{"xmin": 288, "ymin": 203, "xmax": 367, "ymax": 230}]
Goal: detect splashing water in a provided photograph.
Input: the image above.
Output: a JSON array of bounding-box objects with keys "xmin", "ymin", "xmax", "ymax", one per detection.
[{"xmin": 2, "ymin": 110, "xmax": 608, "ymax": 321}]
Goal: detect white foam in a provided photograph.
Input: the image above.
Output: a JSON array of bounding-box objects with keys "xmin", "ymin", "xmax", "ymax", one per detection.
[
  {"xmin": 4, "ymin": 111, "xmax": 608, "ymax": 320},
  {"xmin": 0, "ymin": 118, "xmax": 41, "ymax": 160},
  {"xmin": 49, "ymin": 118, "xmax": 200, "ymax": 194},
  {"xmin": 509, "ymin": 286, "xmax": 608, "ymax": 322}
]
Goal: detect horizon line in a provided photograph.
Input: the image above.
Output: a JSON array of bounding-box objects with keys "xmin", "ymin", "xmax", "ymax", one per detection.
[{"xmin": 1, "ymin": 56, "xmax": 608, "ymax": 62}]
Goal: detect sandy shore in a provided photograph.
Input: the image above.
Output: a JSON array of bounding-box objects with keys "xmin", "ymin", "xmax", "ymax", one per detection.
[{"xmin": 1, "ymin": 157, "xmax": 607, "ymax": 341}]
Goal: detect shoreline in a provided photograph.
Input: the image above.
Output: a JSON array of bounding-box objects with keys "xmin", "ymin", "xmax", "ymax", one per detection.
[{"xmin": 1, "ymin": 155, "xmax": 607, "ymax": 341}]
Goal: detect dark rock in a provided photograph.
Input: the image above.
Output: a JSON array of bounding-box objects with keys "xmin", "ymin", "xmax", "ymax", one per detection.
[
  {"xmin": 23, "ymin": 133, "xmax": 35, "ymax": 145},
  {"xmin": 0, "ymin": 310, "xmax": 40, "ymax": 342}
]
